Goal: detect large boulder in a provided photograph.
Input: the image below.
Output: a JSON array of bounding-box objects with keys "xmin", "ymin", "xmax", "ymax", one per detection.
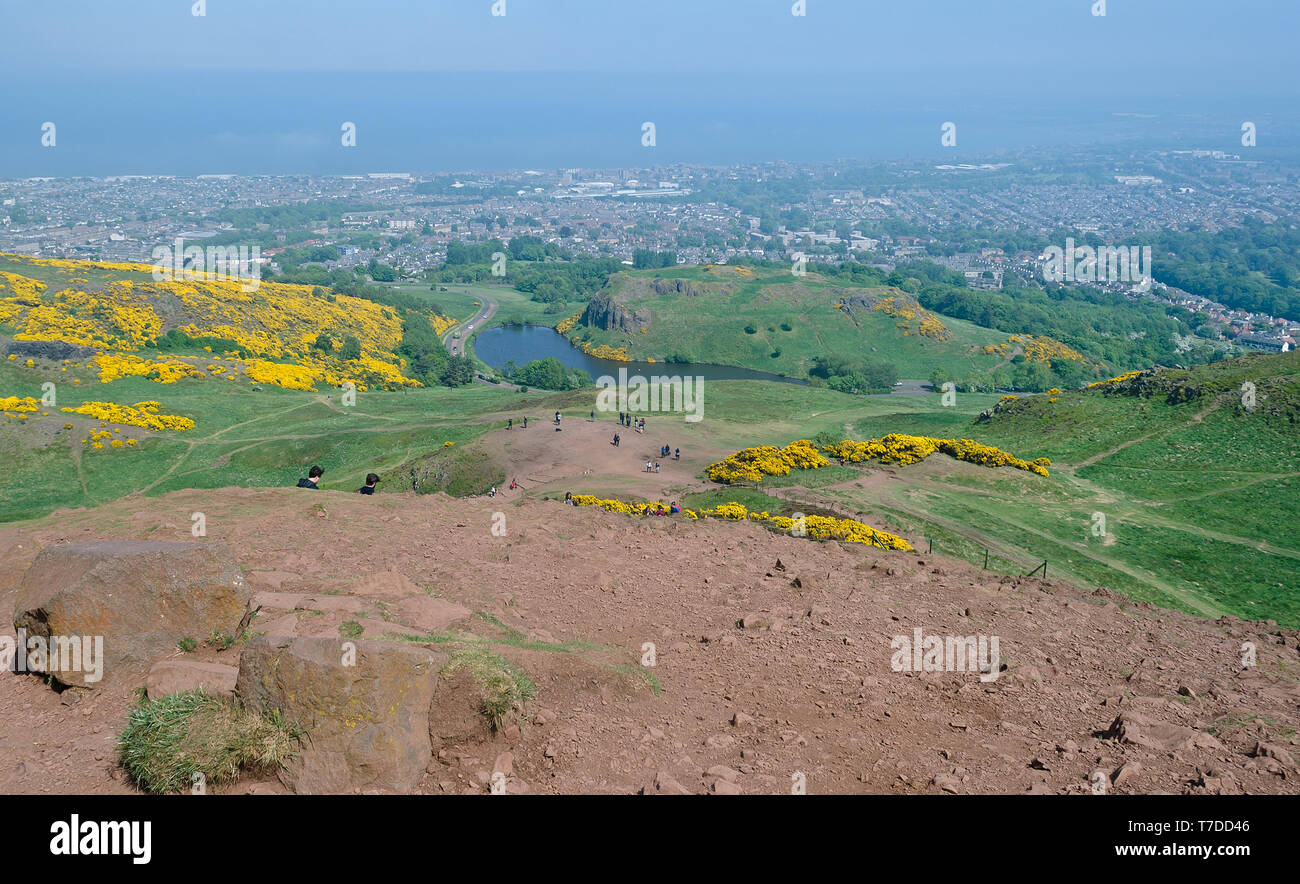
[
  {"xmin": 236, "ymin": 636, "xmax": 444, "ymax": 794},
  {"xmin": 13, "ymin": 541, "xmax": 249, "ymax": 688}
]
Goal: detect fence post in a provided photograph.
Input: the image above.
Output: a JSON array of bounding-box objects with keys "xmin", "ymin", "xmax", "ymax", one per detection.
[{"xmin": 982, "ymin": 548, "xmax": 989, "ymax": 570}]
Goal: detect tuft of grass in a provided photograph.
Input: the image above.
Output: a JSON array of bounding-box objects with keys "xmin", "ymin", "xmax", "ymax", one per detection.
[
  {"xmin": 339, "ymin": 620, "xmax": 363, "ymax": 638},
  {"xmin": 441, "ymin": 647, "xmax": 537, "ymax": 731},
  {"xmin": 177, "ymin": 637, "xmax": 197, "ymax": 653},
  {"xmin": 117, "ymin": 690, "xmax": 301, "ymax": 794}
]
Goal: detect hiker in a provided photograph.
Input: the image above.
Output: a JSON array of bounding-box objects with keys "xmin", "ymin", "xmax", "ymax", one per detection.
[
  {"xmin": 619, "ymin": 411, "xmax": 625, "ymax": 424},
  {"xmin": 555, "ymin": 410, "xmax": 561, "ymax": 424},
  {"xmin": 612, "ymin": 433, "xmax": 620, "ymax": 447},
  {"xmin": 564, "ymin": 491, "xmax": 574, "ymax": 506},
  {"xmin": 489, "ymin": 485, "xmax": 496, "ymax": 498},
  {"xmin": 297, "ymin": 465, "xmax": 324, "ymax": 489},
  {"xmin": 357, "ymin": 473, "xmax": 380, "ymax": 495},
  {"xmin": 523, "ymin": 416, "xmax": 528, "ymax": 428},
  {"xmin": 674, "ymin": 447, "xmax": 680, "ymax": 460},
  {"xmin": 653, "ymin": 461, "xmax": 661, "ymax": 473},
  {"xmin": 509, "ymin": 478, "xmax": 519, "ymax": 490},
  {"xmin": 670, "ymin": 502, "xmax": 681, "ymax": 514},
  {"xmin": 507, "ymin": 418, "xmax": 512, "ymax": 430},
  {"xmin": 590, "ymin": 410, "xmax": 595, "ymax": 420},
  {"xmin": 645, "ymin": 460, "xmax": 654, "ymax": 472}
]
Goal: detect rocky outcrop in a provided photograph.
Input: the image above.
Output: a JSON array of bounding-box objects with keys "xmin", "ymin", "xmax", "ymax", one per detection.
[
  {"xmin": 13, "ymin": 541, "xmax": 250, "ymax": 688},
  {"xmin": 236, "ymin": 635, "xmax": 445, "ymax": 794},
  {"xmin": 583, "ymin": 292, "xmax": 652, "ymax": 335},
  {"xmin": 3, "ymin": 340, "xmax": 95, "ymax": 361}
]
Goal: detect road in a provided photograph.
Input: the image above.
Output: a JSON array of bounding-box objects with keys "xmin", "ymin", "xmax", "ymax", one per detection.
[{"xmin": 442, "ymin": 299, "xmax": 497, "ymax": 357}]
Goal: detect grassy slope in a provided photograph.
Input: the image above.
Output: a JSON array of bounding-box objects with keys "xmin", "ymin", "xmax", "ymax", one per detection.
[
  {"xmin": 755, "ymin": 352, "xmax": 1300, "ymax": 627},
  {"xmin": 570, "ymin": 266, "xmax": 1010, "ymax": 378}
]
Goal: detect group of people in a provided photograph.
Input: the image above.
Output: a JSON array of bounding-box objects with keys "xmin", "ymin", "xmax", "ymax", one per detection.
[
  {"xmin": 658, "ymin": 444, "xmax": 680, "ymax": 460},
  {"xmin": 296, "ymin": 465, "xmax": 380, "ymax": 495},
  {"xmin": 617, "ymin": 412, "xmax": 645, "ymax": 433},
  {"xmin": 645, "ymin": 502, "xmax": 682, "ymax": 515},
  {"xmin": 505, "ymin": 416, "xmax": 531, "ymax": 430},
  {"xmin": 644, "ymin": 460, "xmax": 661, "ymax": 473}
]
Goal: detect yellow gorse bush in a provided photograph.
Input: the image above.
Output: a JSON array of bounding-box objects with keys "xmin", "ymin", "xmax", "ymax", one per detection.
[
  {"xmin": 60, "ymin": 400, "xmax": 195, "ymax": 432},
  {"xmin": 0, "ymin": 255, "xmax": 443, "ymax": 392},
  {"xmin": 569, "ymin": 494, "xmax": 912, "ymax": 551},
  {"xmin": 706, "ymin": 439, "xmax": 830, "ymax": 483},
  {"xmin": 1087, "ymin": 370, "xmax": 1143, "ymax": 389},
  {"xmin": 0, "ymin": 396, "xmax": 41, "ymax": 414},
  {"xmin": 709, "ymin": 435, "xmax": 1050, "ymax": 482}
]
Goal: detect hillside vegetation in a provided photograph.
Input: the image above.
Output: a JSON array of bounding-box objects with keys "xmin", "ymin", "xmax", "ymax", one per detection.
[
  {"xmin": 562, "ymin": 265, "xmax": 1105, "ymax": 386},
  {"xmin": 714, "ymin": 351, "xmax": 1300, "ymax": 627}
]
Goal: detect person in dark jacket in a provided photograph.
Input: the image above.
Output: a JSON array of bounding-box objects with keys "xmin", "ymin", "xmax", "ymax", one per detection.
[
  {"xmin": 358, "ymin": 473, "xmax": 380, "ymax": 494},
  {"xmin": 297, "ymin": 465, "xmax": 324, "ymax": 488}
]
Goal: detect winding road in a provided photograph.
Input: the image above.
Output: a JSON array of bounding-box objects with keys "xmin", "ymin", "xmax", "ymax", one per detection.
[{"xmin": 442, "ymin": 300, "xmax": 497, "ymax": 357}]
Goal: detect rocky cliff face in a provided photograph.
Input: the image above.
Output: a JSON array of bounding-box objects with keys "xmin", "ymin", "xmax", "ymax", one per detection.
[{"xmin": 583, "ymin": 292, "xmax": 652, "ymax": 335}]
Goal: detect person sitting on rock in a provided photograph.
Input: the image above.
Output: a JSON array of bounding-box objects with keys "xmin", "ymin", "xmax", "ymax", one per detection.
[
  {"xmin": 670, "ymin": 502, "xmax": 681, "ymax": 514},
  {"xmin": 357, "ymin": 473, "xmax": 380, "ymax": 495},
  {"xmin": 564, "ymin": 491, "xmax": 574, "ymax": 505},
  {"xmin": 297, "ymin": 465, "xmax": 324, "ymax": 489}
]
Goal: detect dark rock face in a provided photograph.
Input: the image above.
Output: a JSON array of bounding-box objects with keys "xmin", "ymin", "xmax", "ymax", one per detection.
[
  {"xmin": 4, "ymin": 340, "xmax": 95, "ymax": 361},
  {"xmin": 583, "ymin": 292, "xmax": 652, "ymax": 335}
]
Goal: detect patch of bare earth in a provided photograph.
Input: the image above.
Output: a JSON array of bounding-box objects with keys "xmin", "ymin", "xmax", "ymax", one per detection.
[{"xmin": 1, "ymin": 486, "xmax": 1297, "ymax": 795}]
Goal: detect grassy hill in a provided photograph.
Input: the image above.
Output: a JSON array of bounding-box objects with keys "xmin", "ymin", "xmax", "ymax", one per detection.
[
  {"xmin": 561, "ymin": 264, "xmax": 1093, "ymax": 381},
  {"xmin": 2, "ymin": 254, "xmax": 1294, "ymax": 629},
  {"xmin": 703, "ymin": 351, "xmax": 1300, "ymax": 627}
]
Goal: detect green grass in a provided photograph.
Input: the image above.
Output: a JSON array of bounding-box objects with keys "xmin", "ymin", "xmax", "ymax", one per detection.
[
  {"xmin": 440, "ymin": 646, "xmax": 538, "ymax": 731},
  {"xmin": 117, "ymin": 690, "xmax": 301, "ymax": 794},
  {"xmin": 567, "ymin": 266, "xmax": 1010, "ymax": 379}
]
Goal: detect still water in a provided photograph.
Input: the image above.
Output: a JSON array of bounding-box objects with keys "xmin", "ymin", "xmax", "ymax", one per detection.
[{"xmin": 474, "ymin": 324, "xmax": 806, "ymax": 385}]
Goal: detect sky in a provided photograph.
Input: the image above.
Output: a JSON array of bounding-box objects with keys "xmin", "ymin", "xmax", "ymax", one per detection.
[
  {"xmin": 1, "ymin": 0, "xmax": 1296, "ymax": 175},
  {"xmin": 2, "ymin": 0, "xmax": 1295, "ymax": 85}
]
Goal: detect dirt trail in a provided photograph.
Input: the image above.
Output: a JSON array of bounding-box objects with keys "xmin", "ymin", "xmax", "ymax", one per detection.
[{"xmin": 1073, "ymin": 399, "xmax": 1223, "ymax": 469}]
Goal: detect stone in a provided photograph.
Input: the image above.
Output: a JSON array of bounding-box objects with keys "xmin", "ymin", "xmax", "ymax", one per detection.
[
  {"xmin": 13, "ymin": 541, "xmax": 250, "ymax": 688},
  {"xmin": 236, "ymin": 635, "xmax": 443, "ymax": 794}
]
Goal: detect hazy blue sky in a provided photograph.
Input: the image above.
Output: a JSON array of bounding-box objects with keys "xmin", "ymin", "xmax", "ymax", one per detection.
[
  {"xmin": 3, "ymin": 0, "xmax": 1296, "ymax": 87},
  {"xmin": 1, "ymin": 0, "xmax": 1295, "ymax": 175}
]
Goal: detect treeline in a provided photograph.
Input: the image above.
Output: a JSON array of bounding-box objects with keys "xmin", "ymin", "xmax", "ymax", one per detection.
[
  {"xmin": 430, "ymin": 256, "xmax": 623, "ymax": 304},
  {"xmin": 1149, "ymin": 219, "xmax": 1300, "ymax": 320},
  {"xmin": 444, "ymin": 236, "xmax": 570, "ymax": 265},
  {"xmin": 817, "ymin": 258, "xmax": 1191, "ymax": 368},
  {"xmin": 808, "ymin": 354, "xmax": 898, "ymax": 395},
  {"xmin": 495, "ymin": 356, "xmax": 592, "ymax": 391},
  {"xmin": 395, "ymin": 314, "xmax": 474, "ymax": 387}
]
